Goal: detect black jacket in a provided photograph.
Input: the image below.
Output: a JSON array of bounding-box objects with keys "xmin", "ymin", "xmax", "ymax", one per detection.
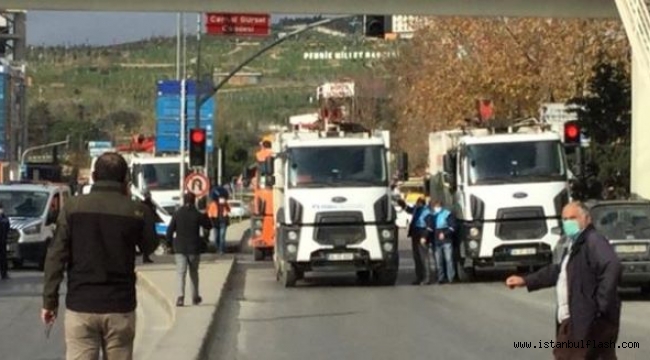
[
  {"xmin": 43, "ymin": 181, "xmax": 157, "ymax": 313},
  {"xmin": 0, "ymin": 213, "xmax": 9, "ymax": 244},
  {"xmin": 524, "ymin": 224, "xmax": 622, "ymax": 341},
  {"xmin": 166, "ymin": 205, "xmax": 212, "ymax": 255},
  {"xmin": 142, "ymin": 198, "xmax": 163, "ymax": 223}
]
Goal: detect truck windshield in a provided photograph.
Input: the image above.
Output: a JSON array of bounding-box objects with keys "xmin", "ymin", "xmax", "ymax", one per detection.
[
  {"xmin": 140, "ymin": 163, "xmax": 189, "ymax": 191},
  {"xmin": 0, "ymin": 191, "xmax": 50, "ymax": 218},
  {"xmin": 288, "ymin": 145, "xmax": 387, "ymax": 188},
  {"xmin": 467, "ymin": 140, "xmax": 566, "ymax": 185}
]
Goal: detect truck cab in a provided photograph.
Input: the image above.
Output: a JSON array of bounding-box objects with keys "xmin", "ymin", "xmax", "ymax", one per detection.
[
  {"xmin": 1, "ymin": 183, "xmax": 70, "ymax": 270},
  {"xmin": 428, "ymin": 122, "xmax": 570, "ymax": 280}
]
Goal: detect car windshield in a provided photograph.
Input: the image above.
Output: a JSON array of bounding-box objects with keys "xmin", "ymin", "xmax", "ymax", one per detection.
[
  {"xmin": 141, "ymin": 163, "xmax": 189, "ymax": 191},
  {"xmin": 591, "ymin": 204, "xmax": 650, "ymax": 239},
  {"xmin": 288, "ymin": 145, "xmax": 387, "ymax": 188},
  {"xmin": 0, "ymin": 190, "xmax": 50, "ymax": 218},
  {"xmin": 467, "ymin": 140, "xmax": 566, "ymax": 185}
]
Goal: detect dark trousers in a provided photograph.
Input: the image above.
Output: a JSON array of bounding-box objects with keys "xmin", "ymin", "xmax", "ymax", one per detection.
[
  {"xmin": 553, "ymin": 319, "xmax": 618, "ymax": 360},
  {"xmin": 0, "ymin": 238, "xmax": 7, "ymax": 278},
  {"xmin": 410, "ymin": 228, "xmax": 432, "ymax": 283}
]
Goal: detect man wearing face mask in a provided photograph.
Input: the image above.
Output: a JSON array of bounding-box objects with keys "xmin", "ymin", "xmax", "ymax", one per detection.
[
  {"xmin": 426, "ymin": 199, "xmax": 457, "ymax": 284},
  {"xmin": 505, "ymin": 201, "xmax": 622, "ymax": 360}
]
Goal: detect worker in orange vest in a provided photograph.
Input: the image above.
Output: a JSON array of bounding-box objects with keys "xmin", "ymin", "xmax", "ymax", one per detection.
[{"xmin": 207, "ymin": 189, "xmax": 230, "ymax": 255}]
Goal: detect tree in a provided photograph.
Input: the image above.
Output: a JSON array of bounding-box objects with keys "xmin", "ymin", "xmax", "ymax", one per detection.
[
  {"xmin": 567, "ymin": 60, "xmax": 631, "ymax": 199},
  {"xmin": 386, "ymin": 17, "xmax": 629, "ymax": 173}
]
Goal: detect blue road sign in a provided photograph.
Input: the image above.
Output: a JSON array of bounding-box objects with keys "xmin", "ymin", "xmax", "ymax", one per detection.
[{"xmin": 155, "ymin": 80, "xmax": 216, "ymax": 154}]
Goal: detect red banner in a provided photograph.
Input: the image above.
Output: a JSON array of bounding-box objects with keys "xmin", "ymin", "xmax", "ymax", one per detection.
[{"xmin": 205, "ymin": 13, "xmax": 271, "ymax": 36}]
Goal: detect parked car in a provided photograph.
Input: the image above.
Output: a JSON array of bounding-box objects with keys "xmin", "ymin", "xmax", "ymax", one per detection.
[
  {"xmin": 228, "ymin": 199, "xmax": 251, "ymax": 218},
  {"xmin": 555, "ymin": 199, "xmax": 650, "ymax": 294}
]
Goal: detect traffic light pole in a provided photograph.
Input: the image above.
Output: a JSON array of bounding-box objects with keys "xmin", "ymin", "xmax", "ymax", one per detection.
[
  {"xmin": 179, "ymin": 79, "xmax": 187, "ymax": 196},
  {"xmin": 195, "ymin": 15, "xmax": 352, "ymax": 185}
]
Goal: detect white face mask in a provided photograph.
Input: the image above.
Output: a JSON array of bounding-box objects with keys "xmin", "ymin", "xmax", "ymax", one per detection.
[
  {"xmin": 433, "ymin": 207, "xmax": 441, "ymax": 213},
  {"xmin": 218, "ymin": 198, "xmax": 225, "ymax": 204}
]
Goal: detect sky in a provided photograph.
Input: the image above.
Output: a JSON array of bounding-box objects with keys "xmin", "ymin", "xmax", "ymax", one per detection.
[{"xmin": 26, "ymin": 11, "xmax": 290, "ymax": 46}]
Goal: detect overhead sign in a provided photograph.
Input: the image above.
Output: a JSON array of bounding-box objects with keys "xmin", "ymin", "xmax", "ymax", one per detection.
[
  {"xmin": 185, "ymin": 172, "xmax": 210, "ymax": 198},
  {"xmin": 205, "ymin": 13, "xmax": 271, "ymax": 36}
]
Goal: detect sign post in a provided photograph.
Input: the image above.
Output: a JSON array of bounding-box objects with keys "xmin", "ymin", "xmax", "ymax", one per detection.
[{"xmin": 205, "ymin": 13, "xmax": 271, "ymax": 36}]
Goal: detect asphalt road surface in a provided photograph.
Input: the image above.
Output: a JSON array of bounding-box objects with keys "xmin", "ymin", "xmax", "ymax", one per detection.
[
  {"xmin": 208, "ymin": 232, "xmax": 649, "ymax": 360},
  {"xmin": 0, "ymin": 268, "xmax": 66, "ymax": 360}
]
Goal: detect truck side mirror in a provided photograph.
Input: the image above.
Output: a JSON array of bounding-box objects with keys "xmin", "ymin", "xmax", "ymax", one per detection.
[
  {"xmin": 396, "ymin": 152, "xmax": 409, "ymax": 181},
  {"xmin": 46, "ymin": 210, "xmax": 58, "ymax": 225}
]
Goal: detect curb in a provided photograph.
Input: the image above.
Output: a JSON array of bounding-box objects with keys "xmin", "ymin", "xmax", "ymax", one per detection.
[
  {"xmin": 136, "ymin": 258, "xmax": 238, "ymax": 360},
  {"xmin": 197, "ymin": 257, "xmax": 238, "ymax": 360},
  {"xmin": 136, "ymin": 271, "xmax": 175, "ymax": 325}
]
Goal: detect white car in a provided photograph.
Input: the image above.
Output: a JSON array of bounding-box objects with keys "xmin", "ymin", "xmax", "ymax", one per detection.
[{"xmin": 228, "ymin": 200, "xmax": 250, "ymax": 218}]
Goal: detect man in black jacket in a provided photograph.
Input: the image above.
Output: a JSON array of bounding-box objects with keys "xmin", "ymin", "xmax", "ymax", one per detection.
[
  {"xmin": 140, "ymin": 189, "xmax": 162, "ymax": 263},
  {"xmin": 42, "ymin": 152, "xmax": 157, "ymax": 360},
  {"xmin": 506, "ymin": 201, "xmax": 622, "ymax": 360},
  {"xmin": 166, "ymin": 192, "xmax": 212, "ymax": 307}
]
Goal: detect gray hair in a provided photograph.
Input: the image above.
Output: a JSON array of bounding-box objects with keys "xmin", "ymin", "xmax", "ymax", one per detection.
[{"xmin": 568, "ymin": 201, "xmax": 591, "ymax": 217}]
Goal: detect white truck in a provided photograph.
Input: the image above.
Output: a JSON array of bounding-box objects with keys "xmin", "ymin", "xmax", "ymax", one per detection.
[
  {"xmin": 261, "ymin": 121, "xmax": 408, "ymax": 287},
  {"xmin": 128, "ymin": 155, "xmax": 189, "ymax": 213},
  {"xmin": 426, "ymin": 119, "xmax": 571, "ymax": 280}
]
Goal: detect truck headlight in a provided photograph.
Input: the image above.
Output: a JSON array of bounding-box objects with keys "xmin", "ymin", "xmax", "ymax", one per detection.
[
  {"xmin": 23, "ymin": 223, "xmax": 42, "ymax": 235},
  {"xmin": 287, "ymin": 244, "xmax": 297, "ymax": 254},
  {"xmin": 254, "ymin": 229, "xmax": 262, "ymax": 237},
  {"xmin": 469, "ymin": 240, "xmax": 479, "ymax": 250},
  {"xmin": 381, "ymin": 229, "xmax": 392, "ymax": 240},
  {"xmin": 287, "ymin": 231, "xmax": 298, "ymax": 241},
  {"xmin": 469, "ymin": 227, "xmax": 480, "ymax": 238},
  {"xmin": 383, "ymin": 242, "xmax": 394, "ymax": 252}
]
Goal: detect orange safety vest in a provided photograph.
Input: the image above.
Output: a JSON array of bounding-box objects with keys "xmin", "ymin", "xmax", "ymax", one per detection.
[
  {"xmin": 256, "ymin": 148, "xmax": 272, "ymax": 162},
  {"xmin": 208, "ymin": 200, "xmax": 230, "ymax": 218}
]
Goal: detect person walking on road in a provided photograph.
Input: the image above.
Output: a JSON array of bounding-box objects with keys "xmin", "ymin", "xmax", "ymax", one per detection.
[
  {"xmin": 140, "ymin": 188, "xmax": 161, "ymax": 263},
  {"xmin": 166, "ymin": 192, "xmax": 212, "ymax": 307},
  {"xmin": 42, "ymin": 152, "xmax": 157, "ymax": 360},
  {"xmin": 398, "ymin": 197, "xmax": 433, "ymax": 285},
  {"xmin": 505, "ymin": 201, "xmax": 622, "ymax": 360},
  {"xmin": 207, "ymin": 190, "xmax": 230, "ymax": 255},
  {"xmin": 426, "ymin": 199, "xmax": 457, "ymax": 284},
  {"xmin": 0, "ymin": 202, "xmax": 11, "ymax": 280}
]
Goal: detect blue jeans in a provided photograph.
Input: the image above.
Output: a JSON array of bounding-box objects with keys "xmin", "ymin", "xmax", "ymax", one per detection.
[
  {"xmin": 213, "ymin": 222, "xmax": 227, "ymax": 254},
  {"xmin": 434, "ymin": 242, "xmax": 455, "ymax": 283}
]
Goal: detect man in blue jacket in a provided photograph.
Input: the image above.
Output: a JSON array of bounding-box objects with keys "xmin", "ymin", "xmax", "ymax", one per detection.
[
  {"xmin": 426, "ymin": 199, "xmax": 457, "ymax": 284},
  {"xmin": 398, "ymin": 197, "xmax": 433, "ymax": 285}
]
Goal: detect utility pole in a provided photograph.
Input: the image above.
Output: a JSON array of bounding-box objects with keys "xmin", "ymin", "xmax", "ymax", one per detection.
[
  {"xmin": 194, "ymin": 13, "xmax": 202, "ymax": 130},
  {"xmin": 176, "ymin": 13, "xmax": 181, "ymax": 79}
]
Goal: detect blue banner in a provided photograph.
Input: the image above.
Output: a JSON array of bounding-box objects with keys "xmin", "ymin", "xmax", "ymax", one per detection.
[{"xmin": 155, "ymin": 80, "xmax": 216, "ymax": 154}]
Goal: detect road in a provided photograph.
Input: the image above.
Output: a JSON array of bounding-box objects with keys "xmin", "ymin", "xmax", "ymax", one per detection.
[
  {"xmin": 0, "ymin": 269, "xmax": 66, "ymax": 360},
  {"xmin": 0, "ymin": 262, "xmax": 170, "ymax": 360},
  {"xmin": 208, "ymin": 232, "xmax": 650, "ymax": 360}
]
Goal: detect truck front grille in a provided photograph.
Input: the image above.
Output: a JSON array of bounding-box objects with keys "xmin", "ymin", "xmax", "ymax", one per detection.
[
  {"xmin": 495, "ymin": 207, "xmax": 547, "ymax": 240},
  {"xmin": 314, "ymin": 211, "xmax": 365, "ymax": 246}
]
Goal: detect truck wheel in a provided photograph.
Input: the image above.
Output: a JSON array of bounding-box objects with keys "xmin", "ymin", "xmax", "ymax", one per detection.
[
  {"xmin": 11, "ymin": 259, "xmax": 23, "ymax": 269},
  {"xmin": 456, "ymin": 263, "xmax": 476, "ymax": 282},
  {"xmin": 240, "ymin": 229, "xmax": 252, "ymax": 254},
  {"xmin": 281, "ymin": 262, "xmax": 298, "ymax": 288},
  {"xmin": 373, "ymin": 269, "xmax": 398, "ymax": 286},
  {"xmin": 253, "ymin": 248, "xmax": 264, "ymax": 261}
]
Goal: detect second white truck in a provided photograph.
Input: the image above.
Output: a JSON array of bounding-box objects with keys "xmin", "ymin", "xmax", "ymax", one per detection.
[{"xmin": 426, "ymin": 119, "xmax": 571, "ymax": 280}]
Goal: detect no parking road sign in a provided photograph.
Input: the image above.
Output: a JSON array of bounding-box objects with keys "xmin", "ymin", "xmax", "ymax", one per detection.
[{"xmin": 185, "ymin": 173, "xmax": 210, "ymax": 197}]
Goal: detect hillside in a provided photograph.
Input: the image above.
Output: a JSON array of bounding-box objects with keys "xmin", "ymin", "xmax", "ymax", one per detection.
[{"xmin": 26, "ymin": 27, "xmax": 399, "ymax": 138}]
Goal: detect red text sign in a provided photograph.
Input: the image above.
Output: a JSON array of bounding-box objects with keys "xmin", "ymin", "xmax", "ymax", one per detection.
[{"xmin": 205, "ymin": 13, "xmax": 271, "ymax": 36}]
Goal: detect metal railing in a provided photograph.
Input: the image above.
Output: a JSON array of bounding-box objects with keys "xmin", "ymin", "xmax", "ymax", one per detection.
[{"xmin": 615, "ymin": 0, "xmax": 650, "ymax": 83}]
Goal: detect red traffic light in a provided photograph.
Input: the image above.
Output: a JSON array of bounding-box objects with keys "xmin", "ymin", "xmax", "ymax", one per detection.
[
  {"xmin": 565, "ymin": 124, "xmax": 579, "ymax": 138},
  {"xmin": 190, "ymin": 129, "xmax": 205, "ymax": 143}
]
